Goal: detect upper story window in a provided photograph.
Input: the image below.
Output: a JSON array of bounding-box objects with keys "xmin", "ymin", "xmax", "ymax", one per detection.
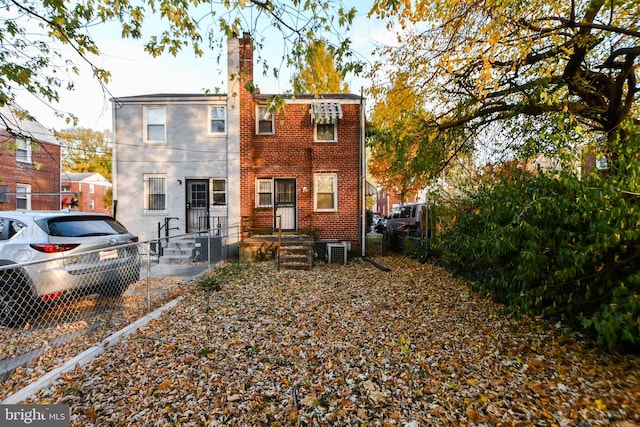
[
  {"xmin": 89, "ymin": 183, "xmax": 95, "ymax": 194},
  {"xmin": 145, "ymin": 107, "xmax": 166, "ymax": 142},
  {"xmin": 315, "ymin": 123, "xmax": 336, "ymax": 142},
  {"xmin": 311, "ymin": 102, "xmax": 342, "ymax": 143},
  {"xmin": 16, "ymin": 138, "xmax": 32, "ymax": 163},
  {"xmin": 314, "ymin": 173, "xmax": 337, "ymax": 212},
  {"xmin": 209, "ymin": 106, "xmax": 227, "ymax": 134},
  {"xmin": 256, "ymin": 105, "xmax": 274, "ymax": 134}
]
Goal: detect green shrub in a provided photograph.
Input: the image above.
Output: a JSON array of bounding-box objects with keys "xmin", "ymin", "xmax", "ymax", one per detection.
[{"xmin": 433, "ymin": 166, "xmax": 640, "ymax": 352}]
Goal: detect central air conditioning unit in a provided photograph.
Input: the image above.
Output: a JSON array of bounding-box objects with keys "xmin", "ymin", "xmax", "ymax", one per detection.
[{"xmin": 326, "ymin": 242, "xmax": 348, "ymax": 264}]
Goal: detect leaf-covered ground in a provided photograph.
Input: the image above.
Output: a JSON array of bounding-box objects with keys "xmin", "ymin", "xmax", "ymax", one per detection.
[{"xmin": 25, "ymin": 257, "xmax": 640, "ymax": 426}]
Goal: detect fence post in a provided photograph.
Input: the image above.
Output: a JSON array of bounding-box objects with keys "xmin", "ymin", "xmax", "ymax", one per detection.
[{"xmin": 146, "ymin": 241, "xmax": 151, "ymax": 312}]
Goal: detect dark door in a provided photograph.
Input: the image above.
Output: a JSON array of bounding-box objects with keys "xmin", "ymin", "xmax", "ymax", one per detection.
[
  {"xmin": 274, "ymin": 179, "xmax": 296, "ymax": 231},
  {"xmin": 186, "ymin": 179, "xmax": 209, "ymax": 232}
]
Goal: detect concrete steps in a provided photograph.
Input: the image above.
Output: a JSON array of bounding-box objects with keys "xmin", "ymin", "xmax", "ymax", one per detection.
[{"xmin": 159, "ymin": 237, "xmax": 196, "ymax": 264}]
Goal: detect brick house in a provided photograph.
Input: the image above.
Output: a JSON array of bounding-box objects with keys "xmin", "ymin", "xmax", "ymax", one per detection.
[
  {"xmin": 61, "ymin": 172, "xmax": 112, "ymax": 214},
  {"xmin": 232, "ymin": 34, "xmax": 365, "ymax": 252},
  {"xmin": 374, "ymin": 188, "xmax": 419, "ymax": 218},
  {"xmin": 111, "ymin": 33, "xmax": 365, "ymax": 257},
  {"xmin": 0, "ymin": 105, "xmax": 61, "ymax": 211}
]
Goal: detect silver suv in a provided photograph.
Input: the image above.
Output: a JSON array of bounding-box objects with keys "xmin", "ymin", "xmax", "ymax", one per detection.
[{"xmin": 0, "ymin": 211, "xmax": 140, "ymax": 326}]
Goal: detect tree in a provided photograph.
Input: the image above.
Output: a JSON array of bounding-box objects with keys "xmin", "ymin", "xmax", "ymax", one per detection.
[
  {"xmin": 368, "ymin": 0, "xmax": 640, "ymax": 176},
  {"xmin": 0, "ymin": 0, "xmax": 358, "ymax": 133},
  {"xmin": 291, "ymin": 40, "xmax": 350, "ymax": 94},
  {"xmin": 58, "ymin": 128, "xmax": 112, "ymax": 180},
  {"xmin": 368, "ymin": 72, "xmax": 436, "ymax": 203}
]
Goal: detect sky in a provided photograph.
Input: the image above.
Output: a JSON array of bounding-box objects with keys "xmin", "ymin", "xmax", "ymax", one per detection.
[{"xmin": 15, "ymin": 2, "xmax": 392, "ymax": 132}]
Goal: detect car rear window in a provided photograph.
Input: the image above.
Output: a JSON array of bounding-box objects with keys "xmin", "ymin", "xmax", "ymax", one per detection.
[{"xmin": 42, "ymin": 216, "xmax": 129, "ymax": 237}]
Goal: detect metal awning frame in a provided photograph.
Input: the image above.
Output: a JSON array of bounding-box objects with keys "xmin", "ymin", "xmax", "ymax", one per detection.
[{"xmin": 310, "ymin": 102, "xmax": 343, "ymax": 124}]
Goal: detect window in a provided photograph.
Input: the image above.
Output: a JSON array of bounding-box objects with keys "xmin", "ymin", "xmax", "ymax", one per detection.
[
  {"xmin": 16, "ymin": 184, "xmax": 31, "ymax": 210},
  {"xmin": 209, "ymin": 106, "xmax": 226, "ymax": 134},
  {"xmin": 211, "ymin": 179, "xmax": 226, "ymax": 206},
  {"xmin": 0, "ymin": 218, "xmax": 26, "ymax": 240},
  {"xmin": 89, "ymin": 183, "xmax": 95, "ymax": 194},
  {"xmin": 16, "ymin": 138, "xmax": 32, "ymax": 163},
  {"xmin": 143, "ymin": 174, "xmax": 166, "ymax": 213},
  {"xmin": 256, "ymin": 179, "xmax": 273, "ymax": 208},
  {"xmin": 315, "ymin": 123, "xmax": 337, "ymax": 142},
  {"xmin": 89, "ymin": 200, "xmax": 95, "ymax": 211},
  {"xmin": 145, "ymin": 107, "xmax": 166, "ymax": 142},
  {"xmin": 311, "ymin": 102, "xmax": 341, "ymax": 142},
  {"xmin": 256, "ymin": 105, "xmax": 274, "ymax": 134},
  {"xmin": 61, "ymin": 184, "xmax": 71, "ymax": 192},
  {"xmin": 314, "ymin": 174, "xmax": 337, "ymax": 211}
]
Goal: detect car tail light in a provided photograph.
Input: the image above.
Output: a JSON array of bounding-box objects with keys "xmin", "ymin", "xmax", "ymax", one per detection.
[
  {"xmin": 30, "ymin": 244, "xmax": 80, "ymax": 253},
  {"xmin": 41, "ymin": 292, "xmax": 63, "ymax": 301},
  {"xmin": 132, "ymin": 236, "xmax": 139, "ymax": 242}
]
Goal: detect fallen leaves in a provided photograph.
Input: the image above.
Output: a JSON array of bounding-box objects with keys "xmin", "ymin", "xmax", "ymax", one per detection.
[{"xmin": 8, "ymin": 256, "xmax": 640, "ymax": 425}]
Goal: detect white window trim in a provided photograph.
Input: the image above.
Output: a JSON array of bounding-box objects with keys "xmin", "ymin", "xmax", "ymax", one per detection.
[
  {"xmin": 255, "ymin": 178, "xmax": 273, "ymax": 208},
  {"xmin": 208, "ymin": 105, "xmax": 227, "ymax": 135},
  {"xmin": 256, "ymin": 105, "xmax": 275, "ymax": 135},
  {"xmin": 314, "ymin": 122, "xmax": 338, "ymax": 142},
  {"xmin": 89, "ymin": 199, "xmax": 95, "ymax": 211},
  {"xmin": 143, "ymin": 174, "xmax": 167, "ymax": 214},
  {"xmin": 16, "ymin": 138, "xmax": 32, "ymax": 164},
  {"xmin": 314, "ymin": 173, "xmax": 338, "ymax": 212},
  {"xmin": 211, "ymin": 178, "xmax": 227, "ymax": 206},
  {"xmin": 16, "ymin": 184, "xmax": 31, "ymax": 210},
  {"xmin": 144, "ymin": 106, "xmax": 167, "ymax": 143}
]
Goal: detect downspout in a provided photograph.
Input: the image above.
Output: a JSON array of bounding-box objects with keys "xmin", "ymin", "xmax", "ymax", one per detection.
[
  {"xmin": 111, "ymin": 99, "xmax": 118, "ymax": 219},
  {"xmin": 360, "ymin": 88, "xmax": 366, "ymax": 257}
]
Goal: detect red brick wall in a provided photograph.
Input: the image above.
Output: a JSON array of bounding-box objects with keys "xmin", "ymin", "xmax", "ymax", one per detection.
[
  {"xmin": 0, "ymin": 131, "xmax": 61, "ymax": 211},
  {"xmin": 62, "ymin": 181, "xmax": 112, "ymax": 214},
  {"xmin": 237, "ymin": 36, "xmax": 362, "ymax": 249}
]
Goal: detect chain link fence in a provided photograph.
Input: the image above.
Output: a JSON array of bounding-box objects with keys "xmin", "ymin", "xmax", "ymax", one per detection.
[{"xmin": 0, "ymin": 232, "xmax": 222, "ymax": 400}]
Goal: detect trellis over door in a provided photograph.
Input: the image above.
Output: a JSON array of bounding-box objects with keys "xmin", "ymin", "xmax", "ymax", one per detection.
[
  {"xmin": 274, "ymin": 179, "xmax": 296, "ymax": 231},
  {"xmin": 186, "ymin": 179, "xmax": 209, "ymax": 232}
]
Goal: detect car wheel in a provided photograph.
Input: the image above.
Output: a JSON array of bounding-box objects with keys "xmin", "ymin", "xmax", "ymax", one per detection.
[{"xmin": 0, "ymin": 267, "xmax": 39, "ymax": 327}]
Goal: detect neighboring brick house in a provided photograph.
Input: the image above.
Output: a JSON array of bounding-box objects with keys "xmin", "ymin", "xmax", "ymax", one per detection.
[
  {"xmin": 61, "ymin": 172, "xmax": 112, "ymax": 214},
  {"xmin": 0, "ymin": 105, "xmax": 61, "ymax": 211},
  {"xmin": 375, "ymin": 189, "xmax": 419, "ymax": 218},
  {"xmin": 111, "ymin": 33, "xmax": 365, "ymax": 256}
]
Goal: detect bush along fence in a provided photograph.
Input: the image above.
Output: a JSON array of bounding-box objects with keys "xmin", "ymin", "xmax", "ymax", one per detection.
[
  {"xmin": 426, "ymin": 167, "xmax": 639, "ymax": 353},
  {"xmin": 0, "ymin": 232, "xmax": 220, "ymax": 399}
]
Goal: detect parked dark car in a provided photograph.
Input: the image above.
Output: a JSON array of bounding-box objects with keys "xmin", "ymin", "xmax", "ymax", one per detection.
[{"xmin": 0, "ymin": 211, "xmax": 140, "ymax": 326}]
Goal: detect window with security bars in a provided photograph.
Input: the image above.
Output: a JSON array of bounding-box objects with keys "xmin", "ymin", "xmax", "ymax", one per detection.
[
  {"xmin": 212, "ymin": 179, "xmax": 226, "ymax": 205},
  {"xmin": 256, "ymin": 179, "xmax": 273, "ymax": 208},
  {"xmin": 144, "ymin": 175, "xmax": 166, "ymax": 213}
]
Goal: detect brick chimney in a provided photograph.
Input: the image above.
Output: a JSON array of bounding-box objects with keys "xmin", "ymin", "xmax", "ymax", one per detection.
[{"xmin": 227, "ymin": 32, "xmax": 256, "ymax": 222}]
